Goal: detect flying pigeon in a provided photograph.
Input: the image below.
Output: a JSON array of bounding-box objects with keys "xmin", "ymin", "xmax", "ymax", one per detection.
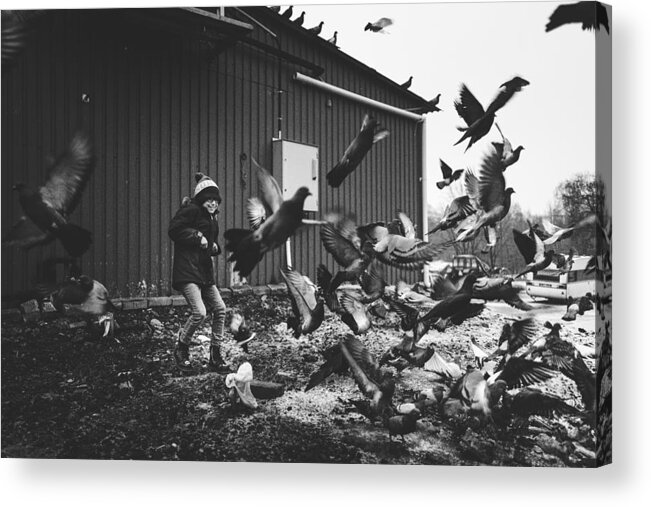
[
  {"xmin": 364, "ymin": 17, "xmax": 393, "ymax": 33},
  {"xmin": 541, "ymin": 214, "xmax": 597, "ymax": 246},
  {"xmin": 546, "ymin": 1, "xmax": 610, "ymax": 34},
  {"xmin": 338, "ymin": 290, "xmax": 372, "ymax": 335},
  {"xmin": 436, "ymin": 159, "xmax": 464, "ymax": 189},
  {"xmin": 455, "ymin": 146, "xmax": 514, "ymax": 245},
  {"xmin": 492, "ymin": 123, "xmax": 524, "ymax": 169},
  {"xmin": 513, "ymin": 223, "xmax": 555, "ymax": 278},
  {"xmin": 280, "ymin": 267, "xmax": 324, "ymax": 337},
  {"xmin": 427, "ymin": 195, "xmax": 476, "ymax": 235},
  {"xmin": 373, "ymin": 234, "xmax": 451, "ymax": 270},
  {"xmin": 504, "ymin": 387, "xmax": 581, "ymax": 418},
  {"xmin": 326, "ymin": 115, "xmax": 389, "ymax": 187},
  {"xmin": 3, "ymin": 131, "xmax": 94, "ymax": 257},
  {"xmin": 454, "ymin": 78, "xmax": 529, "ymax": 151},
  {"xmin": 419, "ymin": 272, "xmax": 481, "ymax": 329},
  {"xmin": 472, "ymin": 277, "xmax": 533, "ymax": 311},
  {"xmin": 307, "ymin": 21, "xmax": 324, "ymax": 34},
  {"xmin": 224, "ymin": 158, "xmax": 311, "ymax": 277}
]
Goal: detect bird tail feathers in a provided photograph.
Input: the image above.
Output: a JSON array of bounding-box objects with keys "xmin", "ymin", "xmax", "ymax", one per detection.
[
  {"xmin": 224, "ymin": 228, "xmax": 262, "ymax": 278},
  {"xmin": 326, "ymin": 164, "xmax": 347, "ymax": 188}
]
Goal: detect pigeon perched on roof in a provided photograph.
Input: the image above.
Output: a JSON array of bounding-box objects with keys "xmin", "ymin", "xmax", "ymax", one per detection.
[
  {"xmin": 400, "ymin": 76, "xmax": 413, "ymax": 89},
  {"xmin": 326, "ymin": 31, "xmax": 338, "ymax": 44},
  {"xmin": 493, "ymin": 123, "xmax": 524, "ymax": 169},
  {"xmin": 454, "ymin": 78, "xmax": 529, "ymax": 151},
  {"xmin": 293, "ymin": 11, "xmax": 305, "ymax": 26},
  {"xmin": 513, "ymin": 223, "xmax": 555, "ymax": 278},
  {"xmin": 546, "ymin": 1, "xmax": 610, "ymax": 34},
  {"xmin": 280, "ymin": 267, "xmax": 324, "ymax": 337},
  {"xmin": 281, "ymin": 5, "xmax": 293, "ymax": 18},
  {"xmin": 406, "ymin": 94, "xmax": 442, "ymax": 114},
  {"xmin": 326, "ymin": 114, "xmax": 389, "ymax": 187},
  {"xmin": 307, "ymin": 21, "xmax": 324, "ymax": 34},
  {"xmin": 224, "ymin": 158, "xmax": 311, "ymax": 277},
  {"xmin": 436, "ymin": 159, "xmax": 464, "ymax": 189},
  {"xmin": 455, "ymin": 146, "xmax": 513, "ymax": 245},
  {"xmin": 3, "ymin": 132, "xmax": 94, "ymax": 257},
  {"xmin": 364, "ymin": 17, "xmax": 393, "ymax": 33}
]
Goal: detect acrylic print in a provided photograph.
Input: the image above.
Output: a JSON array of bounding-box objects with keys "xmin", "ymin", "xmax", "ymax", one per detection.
[{"xmin": 1, "ymin": 2, "xmax": 611, "ymax": 466}]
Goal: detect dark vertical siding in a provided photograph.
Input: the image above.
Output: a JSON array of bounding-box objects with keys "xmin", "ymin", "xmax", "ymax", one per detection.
[{"xmin": 2, "ymin": 8, "xmax": 426, "ymax": 300}]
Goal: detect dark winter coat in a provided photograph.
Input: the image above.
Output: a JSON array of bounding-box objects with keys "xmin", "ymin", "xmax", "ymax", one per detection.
[{"xmin": 168, "ymin": 200, "xmax": 221, "ymax": 291}]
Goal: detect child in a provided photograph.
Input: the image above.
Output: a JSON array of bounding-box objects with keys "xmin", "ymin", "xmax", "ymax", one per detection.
[{"xmin": 168, "ymin": 172, "xmax": 229, "ymax": 373}]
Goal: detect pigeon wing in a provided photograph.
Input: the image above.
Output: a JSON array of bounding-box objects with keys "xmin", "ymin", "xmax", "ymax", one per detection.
[
  {"xmin": 440, "ymin": 159, "xmax": 453, "ymax": 179},
  {"xmin": 496, "ymin": 357, "xmax": 556, "ymax": 389},
  {"xmin": 477, "ymin": 146, "xmax": 506, "ymax": 212},
  {"xmin": 40, "ymin": 132, "xmax": 94, "ymax": 214},
  {"xmin": 2, "ymin": 216, "xmax": 52, "ymax": 249},
  {"xmin": 454, "ymin": 84, "xmax": 485, "ymax": 127},
  {"xmin": 396, "ymin": 211, "xmax": 416, "ymax": 239},
  {"xmin": 374, "ymin": 236, "xmax": 451, "ymax": 270},
  {"xmin": 281, "ymin": 267, "xmax": 319, "ymax": 315},
  {"xmin": 252, "ymin": 157, "xmax": 283, "ymax": 214},
  {"xmin": 246, "ymin": 197, "xmax": 267, "ymax": 230},
  {"xmin": 320, "ymin": 220, "xmax": 364, "ymax": 268},
  {"xmin": 513, "ymin": 229, "xmax": 536, "ymax": 264},
  {"xmin": 508, "ymin": 317, "xmax": 538, "ymax": 353}
]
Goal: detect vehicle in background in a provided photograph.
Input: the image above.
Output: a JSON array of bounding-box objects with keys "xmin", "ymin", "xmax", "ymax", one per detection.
[{"xmin": 526, "ymin": 255, "xmax": 595, "ymax": 301}]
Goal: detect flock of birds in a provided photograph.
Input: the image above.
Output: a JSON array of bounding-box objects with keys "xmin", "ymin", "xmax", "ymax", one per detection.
[{"xmin": 1, "ymin": 3, "xmax": 610, "ymax": 446}]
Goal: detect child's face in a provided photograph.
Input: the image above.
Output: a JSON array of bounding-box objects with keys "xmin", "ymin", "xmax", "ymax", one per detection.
[{"xmin": 203, "ymin": 199, "xmax": 220, "ymax": 214}]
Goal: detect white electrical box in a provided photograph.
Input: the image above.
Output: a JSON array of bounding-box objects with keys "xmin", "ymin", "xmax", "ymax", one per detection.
[{"xmin": 272, "ymin": 139, "xmax": 319, "ymax": 212}]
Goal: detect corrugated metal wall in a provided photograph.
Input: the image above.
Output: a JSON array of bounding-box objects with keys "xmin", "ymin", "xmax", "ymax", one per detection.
[{"xmin": 1, "ymin": 8, "xmax": 426, "ymax": 300}]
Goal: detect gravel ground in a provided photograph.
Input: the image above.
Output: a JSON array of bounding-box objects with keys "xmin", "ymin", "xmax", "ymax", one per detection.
[{"xmin": 1, "ymin": 292, "xmax": 596, "ymax": 466}]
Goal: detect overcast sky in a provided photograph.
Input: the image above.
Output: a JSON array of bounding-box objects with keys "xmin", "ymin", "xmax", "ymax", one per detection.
[{"xmin": 279, "ymin": 1, "xmax": 598, "ymax": 216}]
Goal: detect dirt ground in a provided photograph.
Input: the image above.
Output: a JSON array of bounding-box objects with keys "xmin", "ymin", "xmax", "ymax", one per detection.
[{"xmin": 1, "ymin": 291, "xmax": 596, "ymax": 466}]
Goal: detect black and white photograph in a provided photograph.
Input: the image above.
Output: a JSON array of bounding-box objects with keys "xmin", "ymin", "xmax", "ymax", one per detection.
[{"xmin": 2, "ymin": 1, "xmax": 612, "ymax": 470}]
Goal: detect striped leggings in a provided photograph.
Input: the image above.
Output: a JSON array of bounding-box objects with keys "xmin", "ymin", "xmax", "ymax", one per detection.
[{"xmin": 178, "ymin": 283, "xmax": 226, "ymax": 346}]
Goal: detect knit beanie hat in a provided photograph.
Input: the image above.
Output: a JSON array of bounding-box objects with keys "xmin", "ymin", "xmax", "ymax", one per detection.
[{"xmin": 193, "ymin": 172, "xmax": 222, "ymax": 205}]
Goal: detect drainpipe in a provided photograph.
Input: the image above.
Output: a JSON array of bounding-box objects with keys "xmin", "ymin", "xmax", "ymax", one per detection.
[{"xmin": 294, "ymin": 72, "xmax": 429, "ymax": 283}]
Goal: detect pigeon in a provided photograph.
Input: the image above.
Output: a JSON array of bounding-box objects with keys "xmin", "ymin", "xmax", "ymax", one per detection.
[
  {"xmin": 382, "ymin": 296, "xmax": 427, "ymax": 343},
  {"xmin": 224, "ymin": 158, "xmax": 311, "ymax": 277},
  {"xmin": 338, "ymin": 291, "xmax": 372, "ymax": 334},
  {"xmin": 319, "ymin": 213, "xmax": 373, "ymax": 291},
  {"xmin": 562, "ymin": 300, "xmax": 581, "ymax": 321},
  {"xmin": 307, "ymin": 21, "xmax": 324, "ymax": 35},
  {"xmin": 429, "ymin": 271, "xmax": 463, "ymax": 299},
  {"xmin": 307, "ymin": 335, "xmax": 395, "ymax": 420},
  {"xmin": 455, "ymin": 146, "xmax": 514, "ymax": 245},
  {"xmin": 505, "ymin": 387, "xmax": 581, "ymax": 417},
  {"xmin": 541, "ymin": 214, "xmax": 597, "ymax": 246},
  {"xmin": 268, "ymin": 6, "xmax": 281, "ymax": 13},
  {"xmin": 472, "ymin": 277, "xmax": 533, "ymax": 311},
  {"xmin": 50, "ymin": 275, "xmax": 117, "ymax": 340},
  {"xmin": 293, "ymin": 11, "xmax": 305, "ymax": 26},
  {"xmin": 419, "ymin": 272, "xmax": 481, "ymax": 329},
  {"xmin": 454, "ymin": 78, "xmax": 529, "ymax": 151},
  {"xmin": 372, "ymin": 234, "xmax": 451, "ymax": 271},
  {"xmin": 387, "ymin": 211, "xmax": 417, "ymax": 239},
  {"xmin": 491, "ymin": 317, "xmax": 538, "ymax": 361},
  {"xmin": 387, "ymin": 408, "xmax": 421, "ymax": 443},
  {"xmin": 406, "ymin": 94, "xmax": 442, "ymax": 114},
  {"xmin": 451, "ymin": 358, "xmax": 556, "ymax": 418},
  {"xmin": 427, "ymin": 195, "xmax": 476, "ymax": 235},
  {"xmin": 280, "ymin": 267, "xmax": 324, "ymax": 337},
  {"xmin": 281, "ymin": 5, "xmax": 293, "ymax": 18},
  {"xmin": 400, "ymin": 76, "xmax": 413, "ymax": 89},
  {"xmin": 3, "ymin": 132, "xmax": 94, "ymax": 257},
  {"xmin": 436, "ymin": 159, "xmax": 464, "ymax": 189},
  {"xmin": 365, "ymin": 17, "xmax": 393, "ymax": 33},
  {"xmin": 316, "ymin": 264, "xmax": 341, "ymax": 313},
  {"xmin": 327, "ymin": 31, "xmax": 338, "ymax": 44},
  {"xmin": 230, "ymin": 312, "xmax": 257, "ymax": 350},
  {"xmin": 492, "ymin": 123, "xmax": 524, "ymax": 169},
  {"xmin": 326, "ymin": 114, "xmax": 389, "ymax": 187},
  {"xmin": 546, "ymin": 1, "xmax": 610, "ymax": 34},
  {"xmin": 513, "ymin": 223, "xmax": 555, "ymax": 278}
]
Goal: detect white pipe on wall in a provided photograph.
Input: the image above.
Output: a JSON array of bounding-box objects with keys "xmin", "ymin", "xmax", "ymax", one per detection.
[{"xmin": 293, "ymin": 72, "xmax": 425, "ymax": 122}]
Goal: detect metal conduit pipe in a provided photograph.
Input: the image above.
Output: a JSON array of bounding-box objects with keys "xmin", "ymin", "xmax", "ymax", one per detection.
[
  {"xmin": 293, "ymin": 72, "xmax": 425, "ymax": 122},
  {"xmin": 293, "ymin": 72, "xmax": 430, "ymax": 285}
]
